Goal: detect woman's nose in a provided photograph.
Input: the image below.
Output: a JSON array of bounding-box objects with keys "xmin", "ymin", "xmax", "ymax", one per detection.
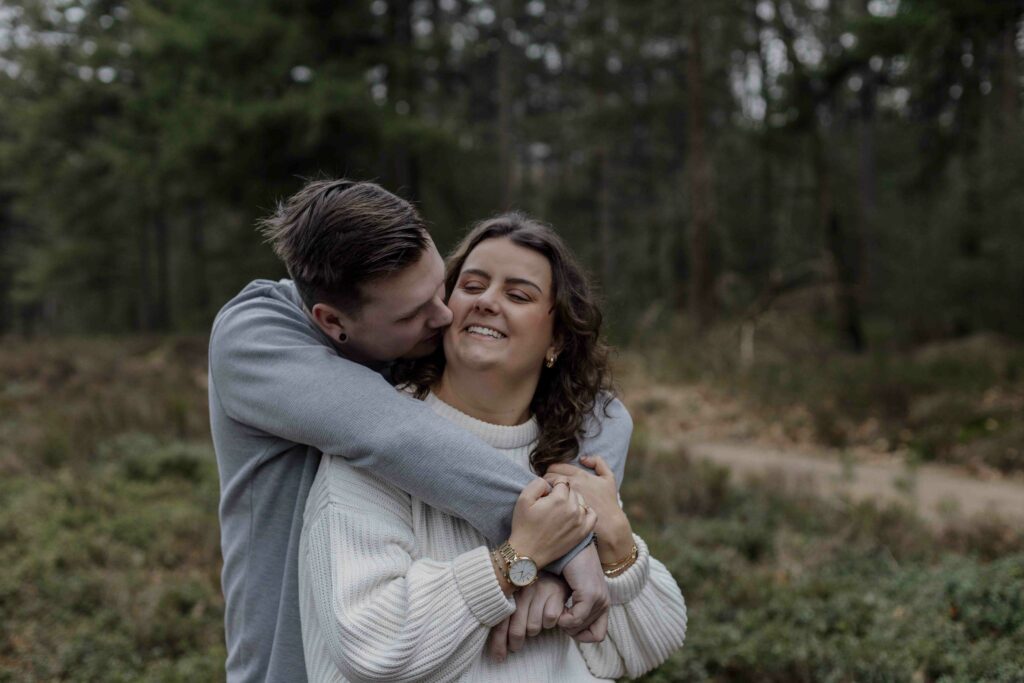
[{"xmin": 473, "ymin": 288, "xmax": 500, "ymax": 314}]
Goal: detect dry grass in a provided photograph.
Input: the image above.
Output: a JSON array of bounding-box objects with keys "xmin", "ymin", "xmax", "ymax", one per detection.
[
  {"xmin": 620, "ymin": 317, "xmax": 1024, "ymax": 476},
  {"xmin": 1, "ymin": 335, "xmax": 1021, "ymax": 681}
]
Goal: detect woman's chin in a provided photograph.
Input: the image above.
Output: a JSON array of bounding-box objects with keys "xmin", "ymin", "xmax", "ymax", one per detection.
[{"xmin": 449, "ymin": 348, "xmax": 503, "ymax": 373}]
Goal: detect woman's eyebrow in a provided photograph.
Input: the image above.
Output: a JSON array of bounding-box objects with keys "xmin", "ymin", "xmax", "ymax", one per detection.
[
  {"xmin": 506, "ymin": 277, "xmax": 543, "ymax": 294},
  {"xmin": 462, "ymin": 268, "xmax": 543, "ymax": 293},
  {"xmin": 461, "ymin": 268, "xmax": 491, "ymax": 280}
]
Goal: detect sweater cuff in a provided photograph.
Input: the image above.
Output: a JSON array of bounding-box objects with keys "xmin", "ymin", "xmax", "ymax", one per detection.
[
  {"xmin": 606, "ymin": 534, "xmax": 651, "ymax": 606},
  {"xmin": 453, "ymin": 546, "xmax": 516, "ymax": 627}
]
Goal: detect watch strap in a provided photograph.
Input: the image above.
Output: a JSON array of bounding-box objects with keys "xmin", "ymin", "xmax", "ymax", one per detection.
[{"xmin": 496, "ymin": 541, "xmax": 518, "ymax": 568}]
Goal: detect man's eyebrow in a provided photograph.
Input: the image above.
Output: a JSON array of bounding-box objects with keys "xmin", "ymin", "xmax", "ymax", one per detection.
[
  {"xmin": 397, "ymin": 305, "xmax": 421, "ymax": 319},
  {"xmin": 462, "ymin": 268, "xmax": 542, "ymax": 294}
]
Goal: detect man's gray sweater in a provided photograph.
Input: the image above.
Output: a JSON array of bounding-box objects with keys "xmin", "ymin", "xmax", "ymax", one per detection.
[{"xmin": 207, "ymin": 279, "xmax": 632, "ymax": 683}]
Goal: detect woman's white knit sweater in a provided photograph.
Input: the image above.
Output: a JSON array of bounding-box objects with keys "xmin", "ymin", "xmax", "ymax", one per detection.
[{"xmin": 298, "ymin": 392, "xmax": 687, "ymax": 682}]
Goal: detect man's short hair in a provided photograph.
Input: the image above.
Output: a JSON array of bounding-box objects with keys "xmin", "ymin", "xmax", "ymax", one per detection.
[{"xmin": 258, "ymin": 179, "xmax": 430, "ymax": 313}]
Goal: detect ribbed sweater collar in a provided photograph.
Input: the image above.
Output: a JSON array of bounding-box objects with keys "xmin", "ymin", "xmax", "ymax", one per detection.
[{"xmin": 425, "ymin": 391, "xmax": 539, "ymax": 450}]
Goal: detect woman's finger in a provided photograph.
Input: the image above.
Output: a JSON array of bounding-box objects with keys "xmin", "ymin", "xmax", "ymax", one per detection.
[
  {"xmin": 542, "ymin": 591, "xmax": 565, "ymax": 630},
  {"xmin": 488, "ymin": 617, "xmax": 510, "ymax": 662},
  {"xmin": 526, "ymin": 587, "xmax": 548, "ymax": 637},
  {"xmin": 507, "ymin": 598, "xmax": 530, "ymax": 653},
  {"xmin": 543, "ymin": 474, "xmax": 571, "ymax": 488},
  {"xmin": 548, "ymin": 479, "xmax": 570, "ymax": 500}
]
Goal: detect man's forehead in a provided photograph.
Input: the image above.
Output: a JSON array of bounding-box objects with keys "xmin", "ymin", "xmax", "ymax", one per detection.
[{"xmin": 363, "ymin": 245, "xmax": 443, "ymax": 309}]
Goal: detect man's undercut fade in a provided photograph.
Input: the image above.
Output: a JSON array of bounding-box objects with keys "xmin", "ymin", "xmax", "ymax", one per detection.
[{"xmin": 258, "ymin": 179, "xmax": 430, "ymax": 314}]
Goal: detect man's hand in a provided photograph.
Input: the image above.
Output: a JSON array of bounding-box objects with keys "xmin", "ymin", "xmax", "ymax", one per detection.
[
  {"xmin": 557, "ymin": 542, "xmax": 609, "ymax": 642},
  {"xmin": 487, "ymin": 573, "xmax": 569, "ymax": 661},
  {"xmin": 545, "ymin": 455, "xmax": 635, "ymax": 566},
  {"xmin": 545, "ymin": 455, "xmax": 630, "ymax": 545}
]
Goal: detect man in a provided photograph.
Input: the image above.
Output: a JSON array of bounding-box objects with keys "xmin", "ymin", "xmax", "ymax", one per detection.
[{"xmin": 208, "ymin": 179, "xmax": 633, "ymax": 682}]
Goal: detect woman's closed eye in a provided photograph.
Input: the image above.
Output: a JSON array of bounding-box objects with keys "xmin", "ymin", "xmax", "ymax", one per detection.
[{"xmin": 459, "ymin": 278, "xmax": 532, "ymax": 303}]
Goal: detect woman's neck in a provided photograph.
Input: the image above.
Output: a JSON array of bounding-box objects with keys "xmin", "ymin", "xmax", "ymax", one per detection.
[{"xmin": 433, "ymin": 365, "xmax": 538, "ymax": 426}]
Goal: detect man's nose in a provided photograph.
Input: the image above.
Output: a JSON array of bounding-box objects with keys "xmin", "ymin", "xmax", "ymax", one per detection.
[{"xmin": 429, "ymin": 301, "xmax": 453, "ymax": 328}]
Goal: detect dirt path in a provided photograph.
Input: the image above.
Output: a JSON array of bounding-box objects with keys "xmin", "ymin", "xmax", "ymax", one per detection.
[
  {"xmin": 680, "ymin": 438, "xmax": 1023, "ymax": 524},
  {"xmin": 622, "ymin": 380, "xmax": 1024, "ymax": 525}
]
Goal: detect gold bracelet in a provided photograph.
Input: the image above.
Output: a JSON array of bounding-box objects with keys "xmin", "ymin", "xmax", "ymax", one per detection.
[
  {"xmin": 601, "ymin": 543, "xmax": 638, "ymax": 577},
  {"xmin": 600, "ymin": 542, "xmax": 637, "ymax": 569},
  {"xmin": 491, "ymin": 549, "xmax": 507, "ymax": 580}
]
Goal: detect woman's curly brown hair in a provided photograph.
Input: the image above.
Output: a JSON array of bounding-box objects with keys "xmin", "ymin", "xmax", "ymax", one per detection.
[{"xmin": 393, "ymin": 212, "xmax": 615, "ymax": 475}]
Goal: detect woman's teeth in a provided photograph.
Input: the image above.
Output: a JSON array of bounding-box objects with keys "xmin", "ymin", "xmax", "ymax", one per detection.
[{"xmin": 466, "ymin": 325, "xmax": 506, "ymax": 339}]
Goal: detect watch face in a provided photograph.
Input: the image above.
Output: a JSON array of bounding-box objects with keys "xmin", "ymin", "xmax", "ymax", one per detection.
[{"xmin": 509, "ymin": 558, "xmax": 537, "ymax": 586}]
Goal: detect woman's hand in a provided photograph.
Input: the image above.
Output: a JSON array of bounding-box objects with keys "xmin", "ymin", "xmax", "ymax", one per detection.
[
  {"xmin": 486, "ymin": 573, "xmax": 569, "ymax": 661},
  {"xmin": 544, "ymin": 455, "xmax": 634, "ymax": 565},
  {"xmin": 508, "ymin": 477, "xmax": 597, "ymax": 570}
]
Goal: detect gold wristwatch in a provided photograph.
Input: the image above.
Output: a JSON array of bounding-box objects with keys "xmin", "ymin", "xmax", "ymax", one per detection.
[{"xmin": 495, "ymin": 541, "xmax": 538, "ymax": 588}]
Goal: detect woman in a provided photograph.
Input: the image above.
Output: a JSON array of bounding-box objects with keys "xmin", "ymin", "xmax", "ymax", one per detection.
[{"xmin": 298, "ymin": 213, "xmax": 687, "ymax": 681}]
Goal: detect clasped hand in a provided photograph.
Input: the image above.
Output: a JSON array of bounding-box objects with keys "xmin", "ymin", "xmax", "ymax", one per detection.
[{"xmin": 489, "ymin": 455, "xmax": 628, "ymax": 661}]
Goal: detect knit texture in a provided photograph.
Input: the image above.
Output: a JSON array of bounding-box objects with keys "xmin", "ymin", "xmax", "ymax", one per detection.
[{"xmin": 299, "ymin": 392, "xmax": 687, "ymax": 682}]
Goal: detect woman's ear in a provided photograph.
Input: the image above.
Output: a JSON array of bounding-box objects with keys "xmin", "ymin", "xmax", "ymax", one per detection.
[
  {"xmin": 544, "ymin": 337, "xmax": 563, "ymax": 368},
  {"xmin": 549, "ymin": 330, "xmax": 565, "ymax": 358}
]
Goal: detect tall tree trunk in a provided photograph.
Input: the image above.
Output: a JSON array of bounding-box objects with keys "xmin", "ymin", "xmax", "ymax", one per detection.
[
  {"xmin": 189, "ymin": 201, "xmax": 210, "ymax": 320},
  {"xmin": 953, "ymin": 44, "xmax": 986, "ymax": 337},
  {"xmin": 597, "ymin": 144, "xmax": 613, "ymax": 290},
  {"xmin": 497, "ymin": 0, "xmax": 515, "ymax": 208},
  {"xmin": 137, "ymin": 216, "xmax": 153, "ymax": 332},
  {"xmin": 857, "ymin": 0, "xmax": 879, "ymax": 308},
  {"xmin": 153, "ymin": 204, "xmax": 171, "ymax": 332},
  {"xmin": 684, "ymin": 16, "xmax": 715, "ymax": 330},
  {"xmin": 815, "ymin": 130, "xmax": 865, "ymax": 352},
  {"xmin": 658, "ymin": 199, "xmax": 676, "ymax": 298},
  {"xmin": 999, "ymin": 15, "xmax": 1021, "ymax": 130},
  {"xmin": 0, "ymin": 207, "xmax": 11, "ymax": 335},
  {"xmin": 752, "ymin": 4, "xmax": 776, "ymax": 282},
  {"xmin": 391, "ymin": 0, "xmax": 419, "ymax": 201},
  {"xmin": 775, "ymin": 0, "xmax": 864, "ymax": 350}
]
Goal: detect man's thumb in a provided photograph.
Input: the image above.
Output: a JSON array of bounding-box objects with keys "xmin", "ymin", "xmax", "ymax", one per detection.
[{"xmin": 558, "ymin": 602, "xmax": 585, "ymax": 630}]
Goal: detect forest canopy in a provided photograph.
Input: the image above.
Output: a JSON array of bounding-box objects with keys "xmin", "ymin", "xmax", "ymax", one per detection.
[{"xmin": 0, "ymin": 0, "xmax": 1021, "ymax": 345}]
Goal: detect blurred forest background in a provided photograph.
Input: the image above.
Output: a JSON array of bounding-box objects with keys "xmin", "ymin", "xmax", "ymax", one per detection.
[
  {"xmin": 2, "ymin": 0, "xmax": 1022, "ymax": 341},
  {"xmin": 2, "ymin": 0, "xmax": 1023, "ymax": 681}
]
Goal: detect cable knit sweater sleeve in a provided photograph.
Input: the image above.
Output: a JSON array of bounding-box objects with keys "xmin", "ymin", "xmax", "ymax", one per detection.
[
  {"xmin": 300, "ymin": 465, "xmax": 516, "ymax": 683},
  {"xmin": 577, "ymin": 534, "xmax": 688, "ymax": 679}
]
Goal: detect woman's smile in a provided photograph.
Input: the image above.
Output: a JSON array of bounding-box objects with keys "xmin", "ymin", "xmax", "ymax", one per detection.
[
  {"xmin": 444, "ymin": 237, "xmax": 557, "ymax": 379},
  {"xmin": 464, "ymin": 324, "xmax": 508, "ymax": 341}
]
